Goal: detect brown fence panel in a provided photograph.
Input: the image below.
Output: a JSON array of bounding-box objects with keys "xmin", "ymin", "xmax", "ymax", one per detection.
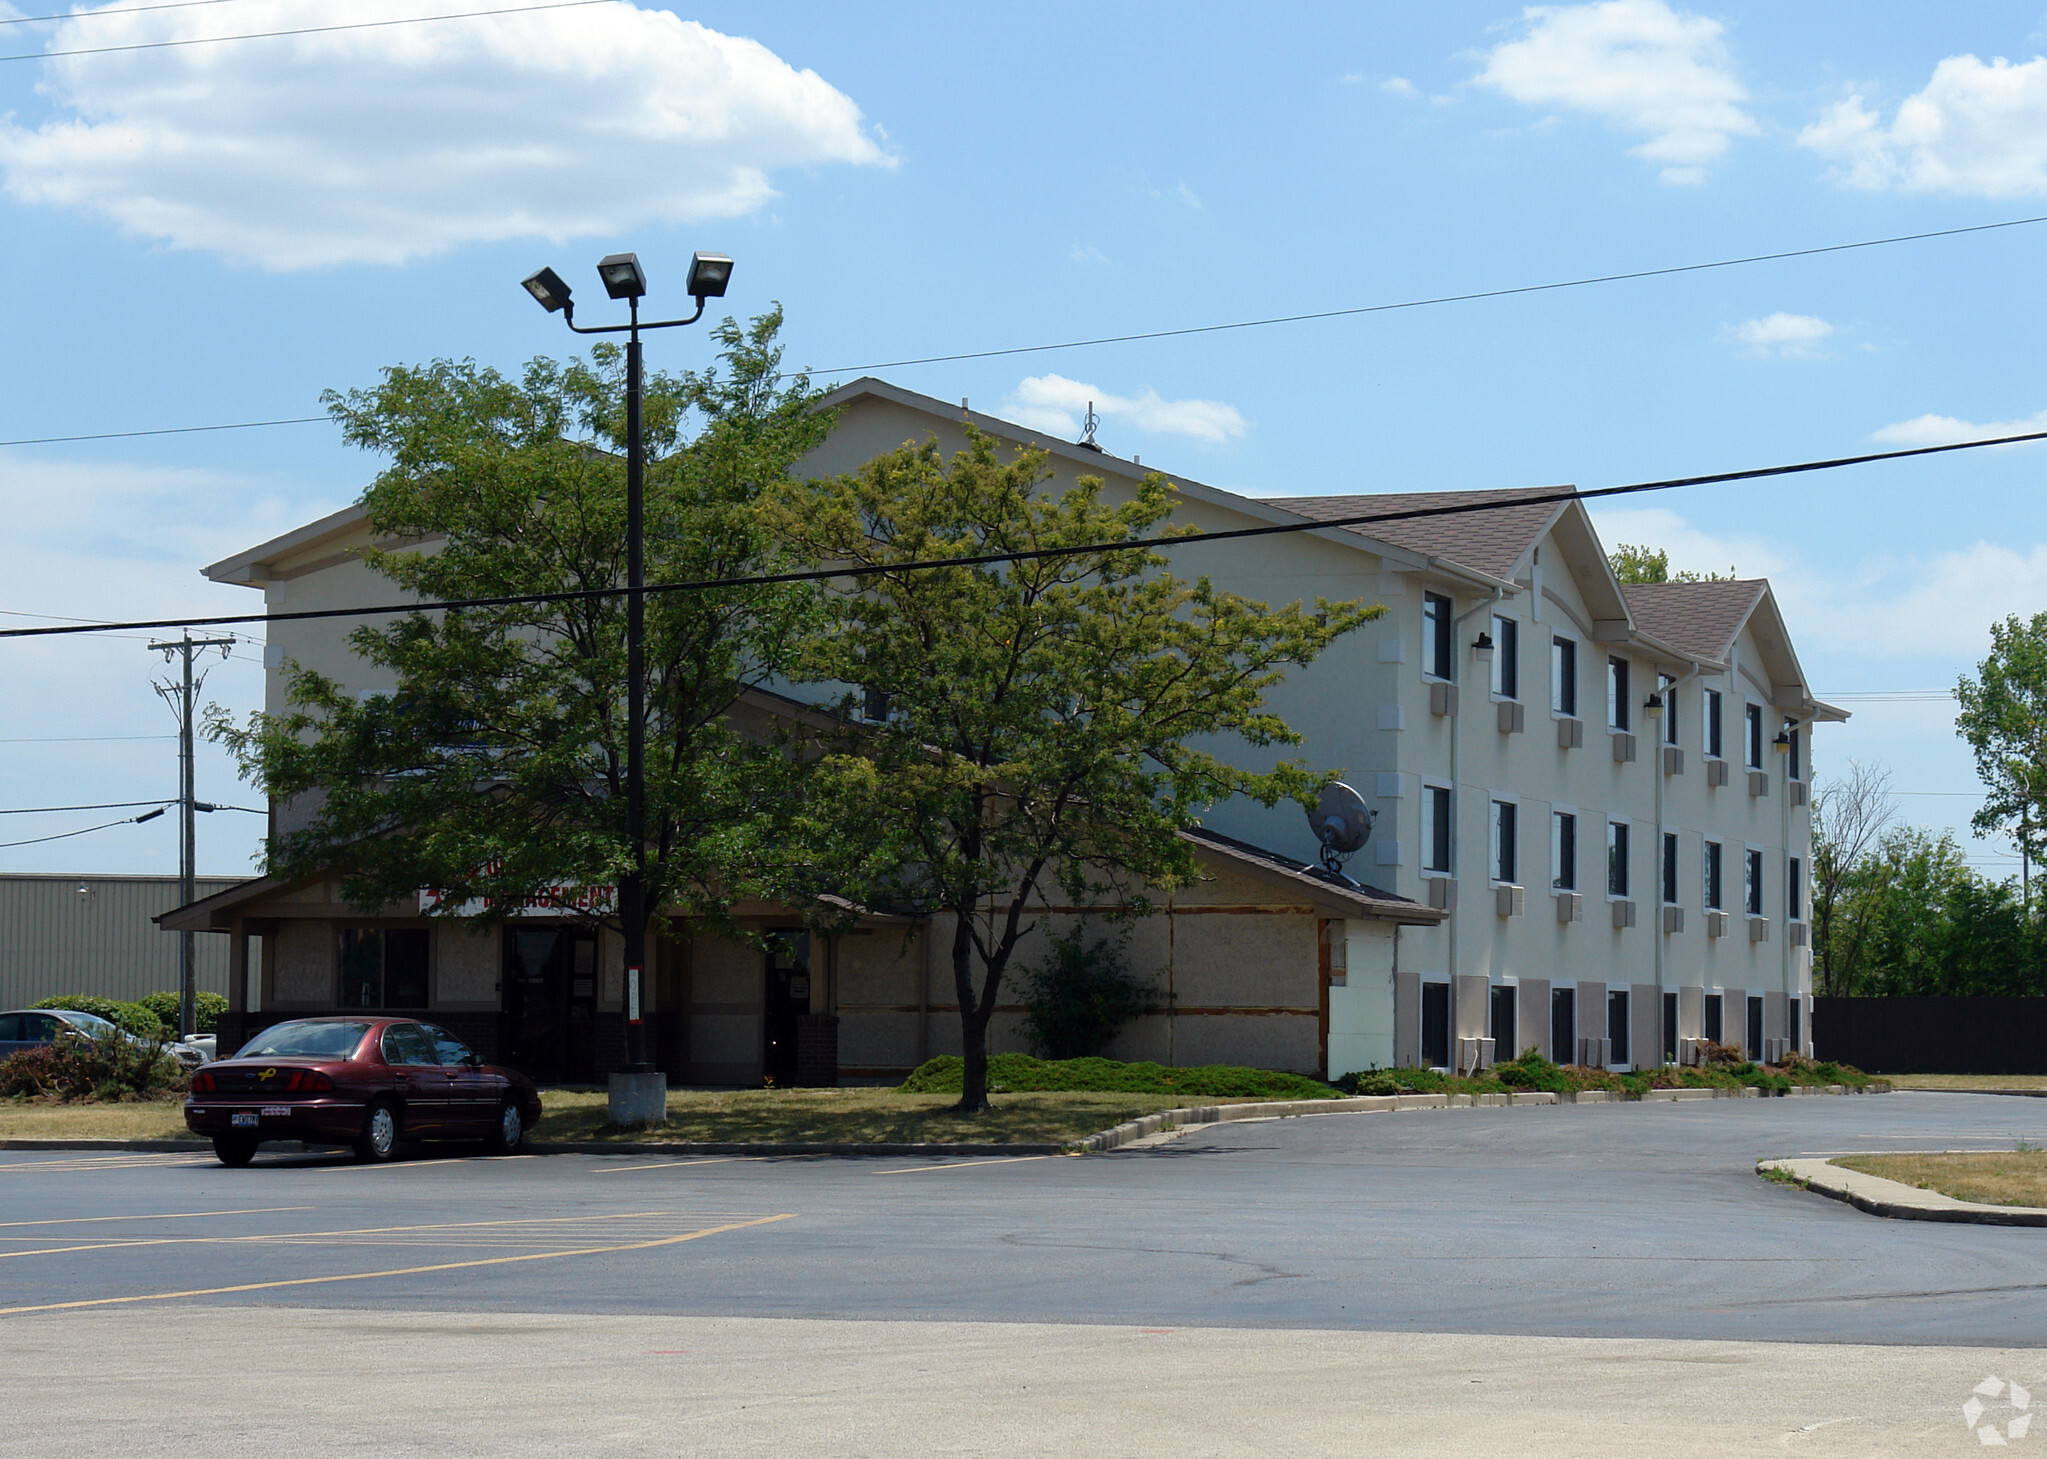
[{"xmin": 1814, "ymin": 997, "xmax": 2047, "ymax": 1074}]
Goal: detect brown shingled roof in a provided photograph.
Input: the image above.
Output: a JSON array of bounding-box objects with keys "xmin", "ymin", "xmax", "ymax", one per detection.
[
  {"xmin": 1259, "ymin": 486, "xmax": 1566, "ymax": 581},
  {"xmin": 1181, "ymin": 826, "xmax": 1445, "ymax": 924},
  {"xmin": 1619, "ymin": 580, "xmax": 1766, "ymax": 664}
]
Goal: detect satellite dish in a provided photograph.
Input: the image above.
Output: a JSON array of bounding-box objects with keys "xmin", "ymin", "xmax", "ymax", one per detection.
[{"xmin": 1307, "ymin": 781, "xmax": 1375, "ymax": 879}]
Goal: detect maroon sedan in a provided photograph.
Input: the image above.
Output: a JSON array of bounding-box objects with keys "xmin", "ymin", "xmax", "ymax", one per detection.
[{"xmin": 185, "ymin": 1016, "xmax": 543, "ymax": 1166}]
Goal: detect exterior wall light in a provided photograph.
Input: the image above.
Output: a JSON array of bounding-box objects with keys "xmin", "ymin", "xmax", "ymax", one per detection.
[
  {"xmin": 1773, "ymin": 730, "xmax": 1791, "ymax": 752},
  {"xmin": 1643, "ymin": 693, "xmax": 1664, "ymax": 717},
  {"xmin": 1472, "ymin": 632, "xmax": 1494, "ymax": 657}
]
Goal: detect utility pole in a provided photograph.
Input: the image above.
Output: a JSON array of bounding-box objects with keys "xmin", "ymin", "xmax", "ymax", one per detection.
[{"xmin": 150, "ymin": 631, "xmax": 235, "ymax": 1038}]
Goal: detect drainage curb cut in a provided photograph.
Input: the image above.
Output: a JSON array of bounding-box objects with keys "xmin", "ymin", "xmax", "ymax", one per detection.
[{"xmin": 1758, "ymin": 1156, "xmax": 2047, "ymax": 1226}]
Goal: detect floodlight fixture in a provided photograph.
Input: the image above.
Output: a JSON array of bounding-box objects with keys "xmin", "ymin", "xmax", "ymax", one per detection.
[
  {"xmin": 686, "ymin": 251, "xmax": 733, "ymax": 299},
  {"xmin": 597, "ymin": 252, "xmax": 647, "ymax": 300},
  {"xmin": 521, "ymin": 267, "xmax": 573, "ymax": 313}
]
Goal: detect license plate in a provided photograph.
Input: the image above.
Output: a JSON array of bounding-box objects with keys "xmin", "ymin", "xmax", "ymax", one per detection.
[
  {"xmin": 260, "ymin": 1106, "xmax": 292, "ymax": 1118},
  {"xmin": 231, "ymin": 1112, "xmax": 259, "ymax": 1128}
]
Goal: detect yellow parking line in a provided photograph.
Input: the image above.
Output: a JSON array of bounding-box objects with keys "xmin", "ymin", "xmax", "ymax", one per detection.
[
  {"xmin": 0, "ymin": 1209, "xmax": 723, "ymax": 1261},
  {"xmin": 872, "ymin": 1156, "xmax": 1052, "ymax": 1175},
  {"xmin": 0, "ymin": 1213, "xmax": 798, "ymax": 1317},
  {"xmin": 0, "ymin": 1207, "xmax": 312, "ymax": 1230},
  {"xmin": 592, "ymin": 1158, "xmax": 757, "ymax": 1174}
]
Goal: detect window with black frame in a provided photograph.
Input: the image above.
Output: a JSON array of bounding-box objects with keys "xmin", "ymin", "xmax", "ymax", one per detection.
[{"xmin": 339, "ymin": 928, "xmax": 430, "ymax": 1009}]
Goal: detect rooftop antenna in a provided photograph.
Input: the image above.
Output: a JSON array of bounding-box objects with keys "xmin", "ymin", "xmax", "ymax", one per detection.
[
  {"xmin": 1078, "ymin": 400, "xmax": 1102, "ymax": 451},
  {"xmin": 1306, "ymin": 781, "xmax": 1375, "ymax": 887}
]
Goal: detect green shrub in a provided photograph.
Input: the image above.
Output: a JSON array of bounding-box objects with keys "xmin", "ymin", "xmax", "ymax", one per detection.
[
  {"xmin": 136, "ymin": 991, "xmax": 229, "ymax": 1035},
  {"xmin": 1014, "ymin": 927, "xmax": 1156, "ymax": 1061},
  {"xmin": 0, "ymin": 1029, "xmax": 187, "ymax": 1101},
  {"xmin": 898, "ymin": 1053, "xmax": 1339, "ymax": 1101},
  {"xmin": 29, "ymin": 995, "xmax": 165, "ymax": 1039}
]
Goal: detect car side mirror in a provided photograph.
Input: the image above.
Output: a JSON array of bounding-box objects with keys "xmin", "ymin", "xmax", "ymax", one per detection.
[{"xmin": 463, "ymin": 1054, "xmax": 483, "ymax": 1069}]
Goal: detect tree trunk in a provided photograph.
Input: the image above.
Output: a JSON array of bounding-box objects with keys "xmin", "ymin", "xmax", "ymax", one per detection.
[{"xmin": 953, "ymin": 912, "xmax": 992, "ymax": 1113}]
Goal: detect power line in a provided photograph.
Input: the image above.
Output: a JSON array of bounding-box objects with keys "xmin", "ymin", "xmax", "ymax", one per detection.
[
  {"xmin": 0, "ymin": 0, "xmax": 617, "ymax": 63},
  {"xmin": 9, "ymin": 216, "xmax": 2047, "ymax": 452},
  {"xmin": 2, "ymin": 0, "xmax": 250, "ymax": 27},
  {"xmin": 808, "ymin": 215, "xmax": 2047, "ymax": 376},
  {"xmin": 0, "ymin": 809, "xmax": 164, "ymax": 851},
  {"xmin": 0, "ymin": 417, "xmax": 325, "ymax": 449},
  {"xmin": 0, "ymin": 800, "xmax": 173, "ymax": 816},
  {"xmin": 0, "ymin": 734, "xmax": 174, "ymax": 743},
  {"xmin": 2, "ymin": 424, "xmax": 2043, "ymax": 643}
]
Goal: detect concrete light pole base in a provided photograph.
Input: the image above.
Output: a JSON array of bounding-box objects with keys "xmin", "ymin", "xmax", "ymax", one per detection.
[{"xmin": 607, "ymin": 1071, "xmax": 668, "ymax": 1127}]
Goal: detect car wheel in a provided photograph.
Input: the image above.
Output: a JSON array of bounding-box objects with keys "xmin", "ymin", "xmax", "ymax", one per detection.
[
  {"xmin": 487, "ymin": 1099, "xmax": 525, "ymax": 1155},
  {"xmin": 212, "ymin": 1136, "xmax": 257, "ymax": 1167},
  {"xmin": 354, "ymin": 1100, "xmax": 400, "ymax": 1163}
]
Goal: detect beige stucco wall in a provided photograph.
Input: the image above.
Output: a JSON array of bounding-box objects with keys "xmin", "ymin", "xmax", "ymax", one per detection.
[
  {"xmin": 272, "ymin": 920, "xmax": 330, "ymax": 1007},
  {"xmin": 435, "ymin": 924, "xmax": 498, "ymax": 1008}
]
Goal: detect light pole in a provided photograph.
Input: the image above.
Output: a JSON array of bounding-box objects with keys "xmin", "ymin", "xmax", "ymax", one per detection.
[{"xmin": 521, "ymin": 250, "xmax": 733, "ymax": 1079}]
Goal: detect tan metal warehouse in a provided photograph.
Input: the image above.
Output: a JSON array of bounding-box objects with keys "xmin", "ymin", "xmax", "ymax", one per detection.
[{"xmin": 0, "ymin": 873, "xmax": 245, "ymax": 1009}]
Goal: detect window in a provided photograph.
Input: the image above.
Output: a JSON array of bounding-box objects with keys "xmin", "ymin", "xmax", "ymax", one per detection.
[
  {"xmin": 1747, "ymin": 996, "xmax": 1764, "ymax": 1057},
  {"xmin": 1704, "ymin": 993, "xmax": 1724, "ymax": 1044},
  {"xmin": 1491, "ymin": 985, "xmax": 1518, "ymax": 1058},
  {"xmin": 861, "ymin": 685, "xmax": 891, "ymax": 723},
  {"xmin": 1703, "ymin": 840, "xmax": 1723, "ymax": 910},
  {"xmin": 1608, "ymin": 656, "xmax": 1630, "ymax": 730},
  {"xmin": 1790, "ymin": 1000, "xmax": 1802, "ymax": 1055},
  {"xmin": 1491, "ymin": 799, "xmax": 1517, "ymax": 884},
  {"xmin": 1607, "ymin": 989, "xmax": 1630, "ymax": 1066},
  {"xmin": 1423, "ymin": 592, "xmax": 1453, "ymax": 680},
  {"xmin": 425, "ymin": 1025, "xmax": 477, "ymax": 1066},
  {"xmin": 1663, "ymin": 991, "xmax": 1679, "ymax": 1063},
  {"xmin": 1552, "ymin": 811, "xmax": 1577, "ymax": 890},
  {"xmin": 1705, "ymin": 689, "xmax": 1724, "ymax": 758},
  {"xmin": 1788, "ymin": 726, "xmax": 1803, "ymax": 780},
  {"xmin": 1659, "ymin": 672, "xmax": 1679, "ymax": 746},
  {"xmin": 339, "ymin": 928, "xmax": 429, "ymax": 1010},
  {"xmin": 1421, "ymin": 982, "xmax": 1451, "ymax": 1068},
  {"xmin": 379, "ymin": 1022, "xmax": 439, "ymax": 1066},
  {"xmin": 1607, "ymin": 821, "xmax": 1629, "ymax": 898},
  {"xmin": 1788, "ymin": 856, "xmax": 1804, "ymax": 921},
  {"xmin": 1491, "ymin": 614, "xmax": 1519, "ymax": 699},
  {"xmin": 1552, "ymin": 636, "xmax": 1578, "ymax": 716},
  {"xmin": 1662, "ymin": 831, "xmax": 1679, "ymax": 905},
  {"xmin": 1745, "ymin": 848, "xmax": 1764, "ymax": 916},
  {"xmin": 1746, "ymin": 703, "xmax": 1764, "ymax": 769},
  {"xmin": 1423, "ymin": 784, "xmax": 1453, "ymax": 874},
  {"xmin": 1551, "ymin": 987, "xmax": 1576, "ymax": 1064}
]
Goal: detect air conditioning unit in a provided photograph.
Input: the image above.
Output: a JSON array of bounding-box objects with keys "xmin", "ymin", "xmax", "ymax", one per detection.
[
  {"xmin": 1789, "ymin": 922, "xmax": 1808, "ymax": 947},
  {"xmin": 1748, "ymin": 916, "xmax": 1770, "ymax": 944},
  {"xmin": 1555, "ymin": 891, "xmax": 1583, "ymax": 923},
  {"xmin": 1789, "ymin": 781, "xmax": 1809, "ymax": 808},
  {"xmin": 1706, "ymin": 759, "xmax": 1730, "ymax": 788},
  {"xmin": 1705, "ymin": 910, "xmax": 1729, "ymax": 938},
  {"xmin": 1762, "ymin": 1037, "xmax": 1788, "ymax": 1064},
  {"xmin": 1577, "ymin": 1036, "xmax": 1612, "ymax": 1067},
  {"xmin": 1557, "ymin": 716, "xmax": 1584, "ymax": 749},
  {"xmin": 1496, "ymin": 884, "xmax": 1525, "ymax": 918},
  {"xmin": 1457, "ymin": 1036, "xmax": 1497, "ymax": 1074},
  {"xmin": 1748, "ymin": 769, "xmax": 1771, "ymax": 798},
  {"xmin": 1611, "ymin": 732, "xmax": 1637, "ymax": 763},
  {"xmin": 1497, "ymin": 700, "xmax": 1526, "ymax": 735},
  {"xmin": 1611, "ymin": 899, "xmax": 1637, "ymax": 929},
  {"xmin": 1431, "ymin": 682, "xmax": 1458, "ymax": 717},
  {"xmin": 1427, "ymin": 877, "xmax": 1458, "ymax": 911},
  {"xmin": 1663, "ymin": 745, "xmax": 1684, "ymax": 776},
  {"xmin": 1663, "ymin": 904, "xmax": 1685, "ymax": 934},
  {"xmin": 1678, "ymin": 1036, "xmax": 1704, "ymax": 1066}
]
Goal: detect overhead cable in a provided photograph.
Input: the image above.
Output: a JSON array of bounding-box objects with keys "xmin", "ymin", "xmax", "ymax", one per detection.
[
  {"xmin": 0, "ymin": 808, "xmax": 164, "ymax": 850},
  {"xmin": 1, "ymin": 0, "xmax": 251, "ymax": 27},
  {"xmin": 0, "ymin": 0, "xmax": 616, "ymax": 62},
  {"xmin": 1, "ymin": 425, "xmax": 2043, "ymax": 642},
  {"xmin": 0, "ymin": 799, "xmax": 173, "ymax": 816}
]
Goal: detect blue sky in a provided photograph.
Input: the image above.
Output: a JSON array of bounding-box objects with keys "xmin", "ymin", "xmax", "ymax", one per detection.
[{"xmin": 3, "ymin": 0, "xmax": 2047, "ymax": 877}]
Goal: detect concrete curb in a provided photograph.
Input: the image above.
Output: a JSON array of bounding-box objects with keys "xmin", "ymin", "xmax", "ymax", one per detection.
[
  {"xmin": 0, "ymin": 1136, "xmax": 1064, "ymax": 1158},
  {"xmin": 1759, "ymin": 1156, "xmax": 2047, "ymax": 1227},
  {"xmin": 1075, "ymin": 1081, "xmax": 1870, "ymax": 1152}
]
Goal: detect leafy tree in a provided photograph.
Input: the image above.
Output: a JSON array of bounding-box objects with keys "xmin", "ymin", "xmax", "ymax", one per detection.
[
  {"xmin": 1606, "ymin": 543, "xmax": 1738, "ymax": 585},
  {"xmin": 213, "ymin": 310, "xmax": 831, "ymax": 963},
  {"xmin": 1956, "ymin": 612, "xmax": 2047, "ymax": 881},
  {"xmin": 1822, "ymin": 825, "xmax": 2042, "ymax": 996},
  {"xmin": 769, "ymin": 432, "xmax": 1378, "ymax": 1112}
]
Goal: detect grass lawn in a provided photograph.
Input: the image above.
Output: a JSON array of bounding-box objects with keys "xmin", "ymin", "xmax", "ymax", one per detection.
[
  {"xmin": 533, "ymin": 1087, "xmax": 1187, "ymax": 1145},
  {"xmin": 1833, "ymin": 1150, "xmax": 2047, "ymax": 1208},
  {"xmin": 1885, "ymin": 1074, "xmax": 2047, "ymax": 1092},
  {"xmin": 0, "ymin": 1089, "xmax": 1188, "ymax": 1148}
]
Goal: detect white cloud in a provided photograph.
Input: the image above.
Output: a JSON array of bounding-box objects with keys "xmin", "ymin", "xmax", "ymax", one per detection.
[
  {"xmin": 1473, "ymin": 0, "xmax": 1758, "ymax": 183},
  {"xmin": 1726, "ymin": 312, "xmax": 1836, "ymax": 358},
  {"xmin": 1069, "ymin": 242, "xmax": 1110, "ymax": 266},
  {"xmin": 1379, "ymin": 76, "xmax": 1420, "ymax": 98},
  {"xmin": 1871, "ymin": 407, "xmax": 2047, "ymax": 447},
  {"xmin": 1002, "ymin": 375, "xmax": 1248, "ymax": 447},
  {"xmin": 0, "ymin": 1, "xmax": 893, "ymax": 269},
  {"xmin": 1800, "ymin": 55, "xmax": 2047, "ymax": 197}
]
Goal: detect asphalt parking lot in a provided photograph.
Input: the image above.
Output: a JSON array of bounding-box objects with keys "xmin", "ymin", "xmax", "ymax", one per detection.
[{"xmin": 3, "ymin": 1091, "xmax": 2044, "ymax": 1456}]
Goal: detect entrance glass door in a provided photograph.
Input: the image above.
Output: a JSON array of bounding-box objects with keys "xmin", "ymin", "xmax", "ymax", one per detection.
[
  {"xmin": 763, "ymin": 933, "xmax": 810, "ymax": 1086},
  {"xmin": 503, "ymin": 928, "xmax": 598, "ymax": 1085}
]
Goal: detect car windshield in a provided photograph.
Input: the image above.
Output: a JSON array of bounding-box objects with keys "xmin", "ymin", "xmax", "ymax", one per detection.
[
  {"xmin": 236, "ymin": 1021, "xmax": 372, "ymax": 1060},
  {"xmin": 50, "ymin": 1011, "xmax": 115, "ymax": 1035}
]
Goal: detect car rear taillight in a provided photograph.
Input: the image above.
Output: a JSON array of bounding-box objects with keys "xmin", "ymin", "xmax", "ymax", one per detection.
[
  {"xmin": 285, "ymin": 1069, "xmax": 334, "ymax": 1093},
  {"xmin": 189, "ymin": 1070, "xmax": 217, "ymax": 1094}
]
